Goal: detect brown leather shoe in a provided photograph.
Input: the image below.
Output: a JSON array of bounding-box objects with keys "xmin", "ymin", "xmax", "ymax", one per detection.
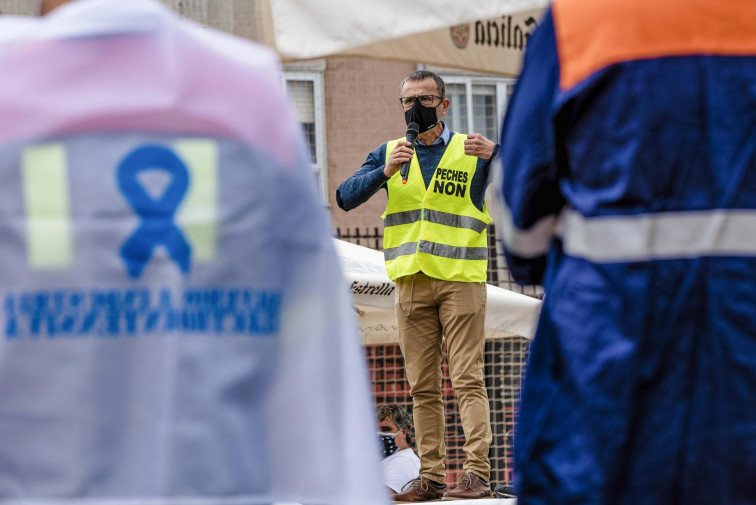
[
  {"xmin": 393, "ymin": 476, "xmax": 446, "ymax": 503},
  {"xmin": 442, "ymin": 472, "xmax": 492, "ymax": 500}
]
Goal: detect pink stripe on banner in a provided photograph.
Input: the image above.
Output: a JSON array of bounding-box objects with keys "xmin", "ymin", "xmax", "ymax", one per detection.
[{"xmin": 0, "ymin": 30, "xmax": 299, "ymax": 166}]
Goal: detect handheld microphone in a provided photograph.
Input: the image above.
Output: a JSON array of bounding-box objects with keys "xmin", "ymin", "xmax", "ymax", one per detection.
[{"xmin": 400, "ymin": 122, "xmax": 419, "ymax": 184}]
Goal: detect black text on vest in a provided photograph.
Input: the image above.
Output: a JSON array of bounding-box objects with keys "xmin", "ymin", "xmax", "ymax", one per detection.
[{"xmin": 433, "ymin": 168, "xmax": 469, "ymax": 198}]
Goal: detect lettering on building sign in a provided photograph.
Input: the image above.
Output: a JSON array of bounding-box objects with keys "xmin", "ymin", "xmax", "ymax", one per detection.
[
  {"xmin": 450, "ymin": 16, "xmax": 539, "ymax": 52},
  {"xmin": 476, "ymin": 16, "xmax": 538, "ymax": 50},
  {"xmin": 433, "ymin": 168, "xmax": 469, "ymax": 198}
]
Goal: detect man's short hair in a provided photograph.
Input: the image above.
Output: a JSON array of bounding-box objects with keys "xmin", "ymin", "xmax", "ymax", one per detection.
[
  {"xmin": 377, "ymin": 404, "xmax": 413, "ymax": 443},
  {"xmin": 401, "ymin": 70, "xmax": 446, "ymax": 98}
]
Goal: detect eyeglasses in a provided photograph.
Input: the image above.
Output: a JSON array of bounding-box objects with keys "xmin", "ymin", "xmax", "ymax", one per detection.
[{"xmin": 399, "ymin": 94, "xmax": 444, "ymax": 108}]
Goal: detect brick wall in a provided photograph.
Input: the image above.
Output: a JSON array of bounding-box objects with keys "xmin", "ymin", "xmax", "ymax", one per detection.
[{"xmin": 325, "ymin": 57, "xmax": 416, "ymax": 234}]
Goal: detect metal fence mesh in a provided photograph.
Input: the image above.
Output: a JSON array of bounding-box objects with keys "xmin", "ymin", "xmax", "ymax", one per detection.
[{"xmin": 366, "ymin": 338, "xmax": 530, "ymax": 486}]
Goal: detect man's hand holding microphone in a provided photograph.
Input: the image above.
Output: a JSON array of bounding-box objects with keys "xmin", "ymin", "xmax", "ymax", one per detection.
[{"xmin": 383, "ymin": 122, "xmax": 419, "ymax": 183}]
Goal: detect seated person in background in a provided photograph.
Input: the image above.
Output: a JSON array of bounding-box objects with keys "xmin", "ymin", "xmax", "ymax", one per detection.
[{"xmin": 378, "ymin": 404, "xmax": 420, "ymax": 495}]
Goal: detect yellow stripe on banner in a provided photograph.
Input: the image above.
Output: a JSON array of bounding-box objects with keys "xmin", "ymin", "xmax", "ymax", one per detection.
[
  {"xmin": 174, "ymin": 139, "xmax": 218, "ymax": 262},
  {"xmin": 21, "ymin": 143, "xmax": 73, "ymax": 269}
]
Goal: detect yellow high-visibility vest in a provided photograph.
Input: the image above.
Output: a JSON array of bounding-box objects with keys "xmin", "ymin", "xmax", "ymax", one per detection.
[{"xmin": 382, "ymin": 133, "xmax": 491, "ymax": 282}]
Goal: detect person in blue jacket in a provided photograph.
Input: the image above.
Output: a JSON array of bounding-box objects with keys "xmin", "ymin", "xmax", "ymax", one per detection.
[{"xmin": 494, "ymin": 0, "xmax": 756, "ymax": 504}]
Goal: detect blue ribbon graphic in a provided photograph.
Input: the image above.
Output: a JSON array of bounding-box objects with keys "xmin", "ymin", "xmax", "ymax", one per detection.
[{"xmin": 118, "ymin": 145, "xmax": 191, "ymax": 279}]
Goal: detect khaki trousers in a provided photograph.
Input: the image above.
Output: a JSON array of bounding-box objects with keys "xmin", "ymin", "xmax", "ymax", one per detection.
[{"xmin": 395, "ymin": 272, "xmax": 492, "ymax": 484}]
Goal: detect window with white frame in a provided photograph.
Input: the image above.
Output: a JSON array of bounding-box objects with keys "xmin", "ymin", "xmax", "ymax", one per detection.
[
  {"xmin": 283, "ymin": 70, "xmax": 328, "ymax": 204},
  {"xmin": 442, "ymin": 75, "xmax": 516, "ymax": 143},
  {"xmin": 440, "ymin": 73, "xmax": 534, "ymax": 296}
]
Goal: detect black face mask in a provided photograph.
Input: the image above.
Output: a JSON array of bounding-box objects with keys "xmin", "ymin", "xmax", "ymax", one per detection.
[
  {"xmin": 404, "ymin": 99, "xmax": 441, "ymax": 133},
  {"xmin": 379, "ymin": 432, "xmax": 399, "ymax": 458}
]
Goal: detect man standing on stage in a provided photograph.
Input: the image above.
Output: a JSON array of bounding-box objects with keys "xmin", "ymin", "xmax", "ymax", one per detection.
[{"xmin": 338, "ymin": 70, "xmax": 499, "ymax": 501}]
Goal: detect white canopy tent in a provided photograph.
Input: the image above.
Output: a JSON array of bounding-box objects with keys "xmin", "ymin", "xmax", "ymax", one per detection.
[
  {"xmin": 0, "ymin": 1, "xmax": 549, "ymax": 76},
  {"xmin": 335, "ymin": 239, "xmax": 541, "ymax": 345},
  {"xmin": 256, "ymin": 0, "xmax": 549, "ymax": 76}
]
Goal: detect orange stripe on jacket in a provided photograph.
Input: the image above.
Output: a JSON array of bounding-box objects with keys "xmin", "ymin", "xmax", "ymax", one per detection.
[{"xmin": 553, "ymin": 0, "xmax": 756, "ymax": 90}]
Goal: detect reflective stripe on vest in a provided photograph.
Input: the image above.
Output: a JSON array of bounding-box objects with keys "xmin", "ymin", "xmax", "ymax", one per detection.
[
  {"xmin": 384, "ymin": 240, "xmax": 488, "ymax": 261},
  {"xmin": 425, "ymin": 209, "xmax": 489, "ymax": 234},
  {"xmin": 384, "ymin": 209, "xmax": 488, "ymax": 233},
  {"xmin": 381, "ymin": 133, "xmax": 491, "ymax": 282}
]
